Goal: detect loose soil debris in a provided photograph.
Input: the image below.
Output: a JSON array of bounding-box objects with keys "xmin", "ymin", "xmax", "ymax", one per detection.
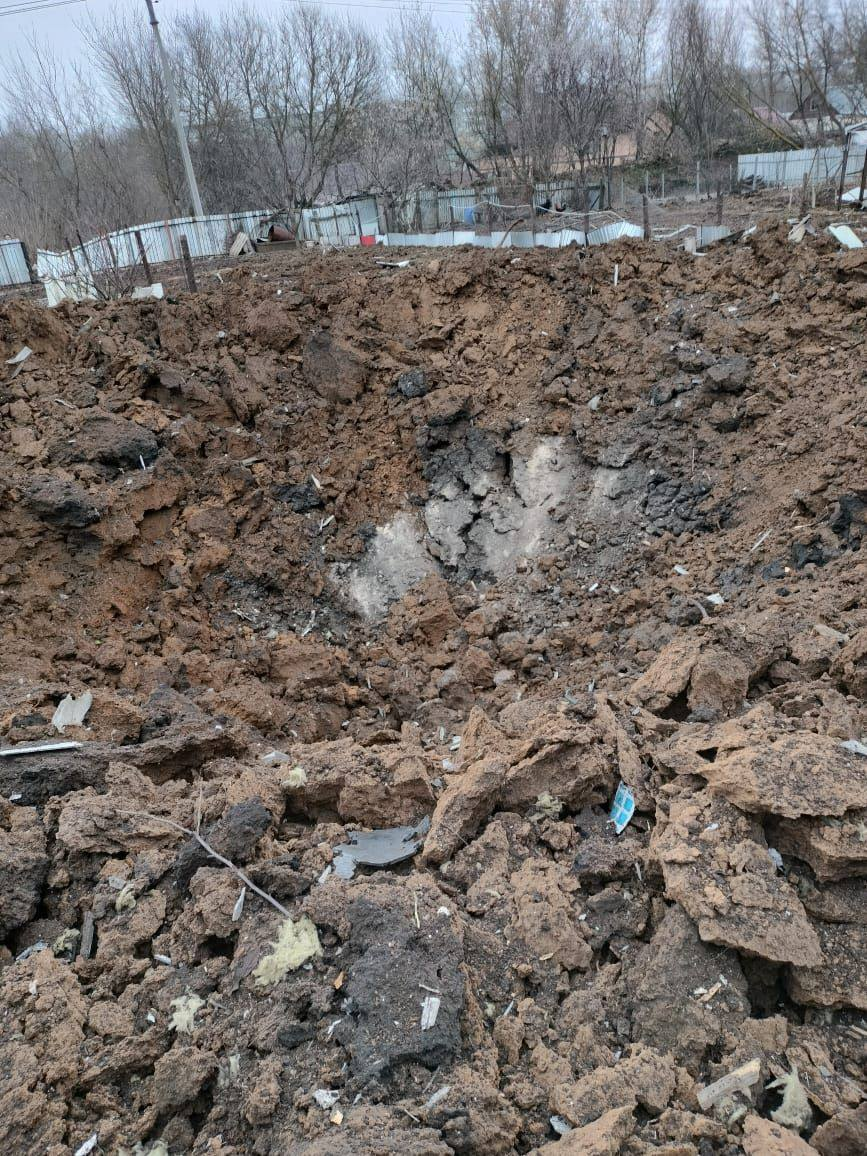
[{"xmin": 1, "ymin": 226, "xmax": 866, "ymax": 1154}]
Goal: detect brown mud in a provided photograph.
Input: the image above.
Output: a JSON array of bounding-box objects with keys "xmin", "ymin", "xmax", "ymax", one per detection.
[{"xmin": 1, "ymin": 227, "xmax": 866, "ymax": 1156}]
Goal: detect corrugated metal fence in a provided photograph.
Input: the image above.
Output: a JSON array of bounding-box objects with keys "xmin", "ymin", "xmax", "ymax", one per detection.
[
  {"xmin": 738, "ymin": 145, "xmax": 867, "ymax": 187},
  {"xmin": 0, "ymin": 238, "xmax": 31, "ymax": 288},
  {"xmin": 36, "ymin": 198, "xmax": 381, "ymax": 281}
]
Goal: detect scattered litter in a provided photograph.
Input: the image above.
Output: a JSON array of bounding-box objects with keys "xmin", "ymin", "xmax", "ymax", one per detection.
[
  {"xmin": 424, "ymin": 1086, "xmax": 451, "ymax": 1110},
  {"xmin": 169, "ymin": 991, "xmax": 205, "ymax": 1034},
  {"xmin": 229, "ymin": 230, "xmax": 254, "ymax": 257},
  {"xmin": 767, "ymin": 848, "xmax": 784, "ymax": 871},
  {"xmin": 281, "ymin": 765, "xmax": 307, "ymax": 788},
  {"xmin": 827, "ymin": 223, "xmax": 863, "ymax": 249},
  {"xmin": 697, "ymin": 980, "xmax": 724, "ymax": 1003},
  {"xmin": 532, "ymin": 793, "xmax": 563, "ymax": 819},
  {"xmin": 767, "ymin": 1064, "xmax": 813, "ymax": 1132},
  {"xmin": 261, "ymin": 748, "xmax": 291, "ymax": 765},
  {"xmin": 749, "ymin": 528, "xmax": 772, "ymax": 552},
  {"xmin": 673, "ymin": 564, "xmax": 689, "ymax": 576},
  {"xmin": 841, "ymin": 739, "xmax": 867, "ymax": 758},
  {"xmin": 4, "ymin": 345, "xmax": 32, "ymax": 382},
  {"xmin": 588, "ymin": 394, "xmax": 602, "ymax": 411},
  {"xmin": 232, "ymin": 887, "xmax": 246, "ymax": 922},
  {"xmin": 51, "ymin": 690, "xmax": 93, "ymax": 733},
  {"xmin": 313, "ymin": 1089, "xmax": 340, "ymax": 1110},
  {"xmin": 550, "ymin": 1115, "xmax": 573, "ymax": 1136},
  {"xmin": 15, "ymin": 941, "xmax": 47, "ymax": 962},
  {"xmin": 613, "ymin": 263, "xmax": 619, "ymax": 287},
  {"xmin": 706, "ymin": 593, "xmax": 725, "ymax": 606},
  {"xmin": 420, "ymin": 994, "xmax": 441, "ymax": 1030},
  {"xmin": 153, "ymin": 954, "xmax": 173, "ymax": 966},
  {"xmin": 332, "ymin": 816, "xmax": 430, "ymax": 879},
  {"xmin": 787, "ymin": 216, "xmax": 812, "ymax": 244},
  {"xmin": 253, "ymin": 916, "xmax": 322, "ymax": 985},
  {"xmin": 376, "ymin": 259, "xmax": 412, "ymax": 268},
  {"xmin": 114, "ymin": 882, "xmax": 136, "ymax": 913},
  {"xmin": 330, "ymin": 1108, "xmax": 344, "ymax": 1126},
  {"xmin": 697, "ymin": 1057, "xmax": 761, "ymax": 1111},
  {"xmin": 0, "ymin": 740, "xmax": 82, "ymax": 757},
  {"xmin": 609, "ymin": 782, "xmax": 636, "ymax": 835},
  {"xmin": 74, "ymin": 1135, "xmax": 99, "ymax": 1156},
  {"xmin": 131, "ymin": 282, "xmax": 164, "ymax": 300}
]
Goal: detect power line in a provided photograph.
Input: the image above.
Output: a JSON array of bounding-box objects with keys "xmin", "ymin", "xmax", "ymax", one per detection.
[
  {"xmin": 0, "ymin": 0, "xmax": 88, "ymax": 16},
  {"xmin": 287, "ymin": 0, "xmax": 473, "ymax": 12}
]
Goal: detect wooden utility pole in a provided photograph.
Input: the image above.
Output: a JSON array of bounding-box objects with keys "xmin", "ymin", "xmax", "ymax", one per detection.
[{"xmin": 642, "ymin": 193, "xmax": 650, "ymax": 240}]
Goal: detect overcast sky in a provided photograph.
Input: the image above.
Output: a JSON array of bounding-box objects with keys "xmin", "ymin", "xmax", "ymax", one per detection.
[{"xmin": 0, "ymin": 0, "xmax": 471, "ymax": 64}]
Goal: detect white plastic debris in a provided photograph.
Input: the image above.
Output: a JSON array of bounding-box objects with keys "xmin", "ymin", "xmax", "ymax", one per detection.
[
  {"xmin": 550, "ymin": 1115, "xmax": 573, "ymax": 1136},
  {"xmin": 697, "ymin": 1058, "xmax": 761, "ymax": 1111},
  {"xmin": 0, "ymin": 741, "xmax": 82, "ymax": 758},
  {"xmin": 673, "ymin": 564, "xmax": 689, "ymax": 576},
  {"xmin": 261, "ymin": 748, "xmax": 291, "ymax": 765},
  {"xmin": 841, "ymin": 739, "xmax": 867, "ymax": 758},
  {"xmin": 51, "ymin": 691, "xmax": 93, "ymax": 733},
  {"xmin": 424, "ymin": 1085, "xmax": 451, "ymax": 1110},
  {"xmin": 588, "ymin": 394, "xmax": 602, "ymax": 411},
  {"xmin": 609, "ymin": 781, "xmax": 636, "ymax": 835},
  {"xmin": 6, "ymin": 345, "xmax": 31, "ymax": 365},
  {"xmin": 768, "ymin": 848, "xmax": 784, "ymax": 871},
  {"xmin": 74, "ymin": 1135, "xmax": 99, "ymax": 1156},
  {"xmin": 313, "ymin": 1089, "xmax": 340, "ymax": 1110},
  {"xmin": 827, "ymin": 223, "xmax": 863, "ymax": 249},
  {"xmin": 420, "ymin": 994, "xmax": 441, "ymax": 1030},
  {"xmin": 232, "ymin": 887, "xmax": 246, "ymax": 922},
  {"xmin": 131, "ymin": 283, "xmax": 164, "ymax": 300}
]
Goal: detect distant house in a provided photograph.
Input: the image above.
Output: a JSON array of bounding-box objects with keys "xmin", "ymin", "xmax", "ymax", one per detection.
[
  {"xmin": 790, "ymin": 85, "xmax": 867, "ymax": 133},
  {"xmin": 613, "ymin": 109, "xmax": 672, "ymax": 164},
  {"xmin": 751, "ymin": 103, "xmax": 792, "ymax": 132}
]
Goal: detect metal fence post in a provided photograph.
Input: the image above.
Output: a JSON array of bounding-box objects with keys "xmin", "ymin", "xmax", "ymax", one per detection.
[{"xmin": 695, "ymin": 160, "xmax": 700, "ymax": 198}]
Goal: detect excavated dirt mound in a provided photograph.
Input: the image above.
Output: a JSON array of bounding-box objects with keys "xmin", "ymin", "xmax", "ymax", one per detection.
[{"xmin": 1, "ymin": 228, "xmax": 866, "ymax": 1156}]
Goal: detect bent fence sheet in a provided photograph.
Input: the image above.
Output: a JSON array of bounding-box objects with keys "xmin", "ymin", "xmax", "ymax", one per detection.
[
  {"xmin": 0, "ymin": 239, "xmax": 31, "ymax": 287},
  {"xmin": 35, "ymin": 199, "xmax": 380, "ymax": 281}
]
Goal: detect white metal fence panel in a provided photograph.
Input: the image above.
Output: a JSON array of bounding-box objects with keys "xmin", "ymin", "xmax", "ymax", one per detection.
[
  {"xmin": 0, "ymin": 239, "xmax": 31, "ymax": 287},
  {"xmin": 738, "ymin": 146, "xmax": 866, "ymax": 187}
]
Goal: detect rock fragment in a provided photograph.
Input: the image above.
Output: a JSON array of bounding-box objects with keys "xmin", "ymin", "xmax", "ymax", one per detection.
[{"xmin": 651, "ymin": 790, "xmax": 821, "ymax": 966}]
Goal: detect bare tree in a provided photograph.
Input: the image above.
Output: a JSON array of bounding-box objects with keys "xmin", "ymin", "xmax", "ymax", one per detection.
[
  {"xmin": 389, "ymin": 9, "xmax": 482, "ymax": 183},
  {"xmin": 660, "ymin": 0, "xmax": 745, "ymax": 160}
]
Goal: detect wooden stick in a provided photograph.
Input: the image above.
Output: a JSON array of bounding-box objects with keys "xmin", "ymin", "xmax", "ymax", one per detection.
[
  {"xmin": 135, "ymin": 230, "xmax": 153, "ymax": 283},
  {"xmin": 179, "ymin": 234, "xmax": 197, "ymax": 292}
]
